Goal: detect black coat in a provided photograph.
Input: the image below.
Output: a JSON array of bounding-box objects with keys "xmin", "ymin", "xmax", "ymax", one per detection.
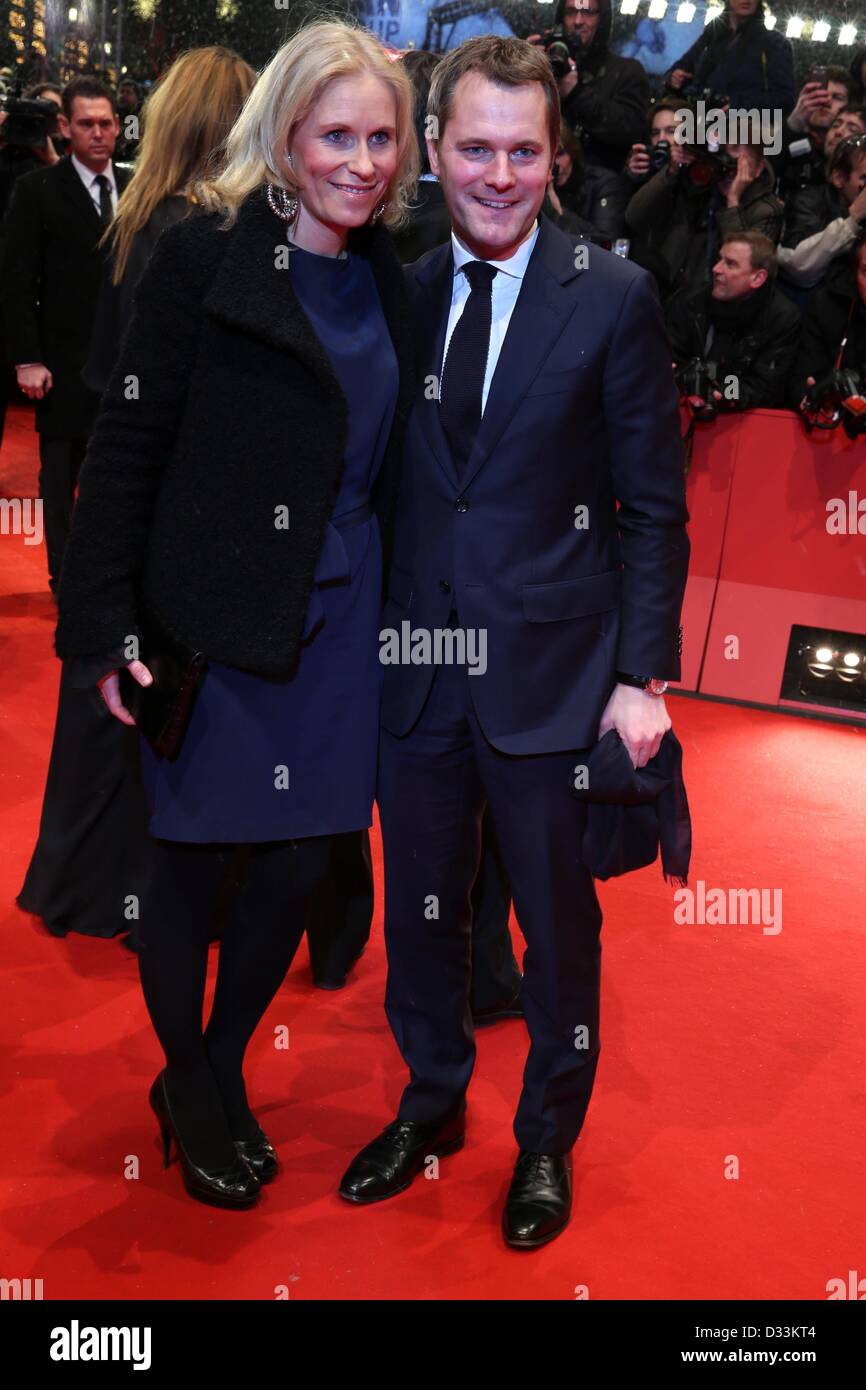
[
  {"xmin": 0, "ymin": 155, "xmax": 131, "ymax": 435},
  {"xmin": 54, "ymin": 186, "xmax": 415, "ymax": 676},
  {"xmin": 664, "ymin": 9, "xmax": 795, "ymax": 116},
  {"xmin": 390, "ymin": 180, "xmax": 452, "ymax": 265},
  {"xmin": 555, "ymin": 0, "xmax": 649, "ymax": 173},
  {"xmin": 782, "ymin": 182, "xmax": 849, "ymax": 250},
  {"xmin": 665, "ymin": 279, "xmax": 801, "ymax": 410}
]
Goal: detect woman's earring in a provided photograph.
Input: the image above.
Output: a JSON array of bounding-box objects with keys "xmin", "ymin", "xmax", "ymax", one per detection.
[
  {"xmin": 370, "ymin": 200, "xmax": 387, "ymax": 224},
  {"xmin": 267, "ymin": 183, "xmax": 299, "ymax": 224}
]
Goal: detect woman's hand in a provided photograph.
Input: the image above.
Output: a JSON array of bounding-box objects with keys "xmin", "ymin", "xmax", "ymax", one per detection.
[{"xmin": 98, "ymin": 659, "xmax": 153, "ymax": 725}]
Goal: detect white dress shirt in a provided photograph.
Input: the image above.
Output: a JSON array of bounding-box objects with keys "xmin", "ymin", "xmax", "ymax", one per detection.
[
  {"xmin": 441, "ymin": 221, "xmax": 540, "ymax": 415},
  {"xmin": 71, "ymin": 152, "xmax": 118, "ymax": 217}
]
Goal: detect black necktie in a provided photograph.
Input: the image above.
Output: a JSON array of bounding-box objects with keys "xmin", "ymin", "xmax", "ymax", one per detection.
[
  {"xmin": 94, "ymin": 172, "xmax": 113, "ymax": 228},
  {"xmin": 439, "ymin": 260, "xmax": 497, "ymax": 476}
]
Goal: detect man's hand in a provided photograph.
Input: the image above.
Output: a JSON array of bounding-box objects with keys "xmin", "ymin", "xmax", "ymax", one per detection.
[
  {"xmin": 725, "ymin": 150, "xmax": 757, "ymax": 207},
  {"xmin": 787, "ymin": 81, "xmax": 831, "ymax": 134},
  {"xmin": 33, "ymin": 138, "xmax": 60, "ymax": 166},
  {"xmin": 98, "ymin": 660, "xmax": 153, "ymax": 726},
  {"xmin": 626, "ymin": 142, "xmax": 650, "ymax": 178},
  {"xmin": 598, "ymin": 683, "xmax": 672, "ymax": 768},
  {"xmin": 16, "ymin": 364, "xmax": 53, "ymax": 399},
  {"xmin": 848, "ymin": 186, "xmax": 866, "ymax": 222},
  {"xmin": 668, "ymin": 68, "xmax": 692, "ymax": 91},
  {"xmin": 558, "ymin": 67, "xmax": 579, "ymax": 100}
]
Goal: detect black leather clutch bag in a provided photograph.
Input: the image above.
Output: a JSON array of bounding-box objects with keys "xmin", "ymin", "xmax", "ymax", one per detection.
[{"xmin": 117, "ymin": 607, "xmax": 208, "ymax": 761}]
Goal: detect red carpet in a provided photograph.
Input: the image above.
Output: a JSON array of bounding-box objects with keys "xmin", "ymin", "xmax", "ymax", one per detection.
[{"xmin": 2, "ymin": 402, "xmax": 865, "ymax": 1300}]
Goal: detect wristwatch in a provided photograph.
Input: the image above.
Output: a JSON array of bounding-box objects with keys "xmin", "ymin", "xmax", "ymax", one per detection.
[{"xmin": 616, "ymin": 672, "xmax": 669, "ymax": 696}]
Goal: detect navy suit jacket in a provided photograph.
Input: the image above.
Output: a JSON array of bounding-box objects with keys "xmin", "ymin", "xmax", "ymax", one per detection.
[{"xmin": 381, "ymin": 215, "xmax": 690, "ymax": 755}]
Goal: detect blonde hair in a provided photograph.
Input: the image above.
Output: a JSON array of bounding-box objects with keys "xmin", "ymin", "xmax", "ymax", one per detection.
[
  {"xmin": 197, "ymin": 19, "xmax": 419, "ymax": 230},
  {"xmin": 103, "ymin": 46, "xmax": 256, "ymax": 283}
]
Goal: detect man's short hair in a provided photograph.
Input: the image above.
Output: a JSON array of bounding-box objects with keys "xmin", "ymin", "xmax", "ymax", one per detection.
[
  {"xmin": 61, "ymin": 75, "xmax": 116, "ymax": 121},
  {"xmin": 828, "ymin": 133, "xmax": 866, "ymax": 180},
  {"xmin": 23, "ymin": 80, "xmax": 61, "ymax": 102},
  {"xmin": 721, "ymin": 231, "xmax": 778, "ymax": 279},
  {"xmin": 427, "ymin": 35, "xmax": 560, "ymax": 159},
  {"xmin": 833, "ymin": 103, "xmax": 866, "ymax": 129},
  {"xmin": 824, "ymin": 67, "xmax": 856, "ymax": 100}
]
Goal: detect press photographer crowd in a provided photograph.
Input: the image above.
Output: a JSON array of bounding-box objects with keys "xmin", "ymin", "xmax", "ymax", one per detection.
[{"xmin": 0, "ymin": 0, "xmax": 863, "ymax": 1273}]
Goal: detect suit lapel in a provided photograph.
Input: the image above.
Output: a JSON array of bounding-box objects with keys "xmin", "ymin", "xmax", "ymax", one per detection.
[
  {"xmin": 412, "ymin": 242, "xmax": 462, "ymax": 490},
  {"xmin": 460, "ymin": 218, "xmax": 585, "ymax": 490},
  {"xmin": 57, "ymin": 155, "xmax": 101, "ymax": 227}
]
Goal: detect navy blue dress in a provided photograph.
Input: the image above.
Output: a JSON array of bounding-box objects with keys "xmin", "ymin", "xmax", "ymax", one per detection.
[{"xmin": 140, "ymin": 245, "xmax": 398, "ymax": 843}]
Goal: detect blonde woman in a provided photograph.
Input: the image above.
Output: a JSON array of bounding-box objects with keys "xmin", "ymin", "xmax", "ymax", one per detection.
[
  {"xmin": 18, "ymin": 48, "xmax": 255, "ymax": 956},
  {"xmin": 55, "ymin": 20, "xmax": 418, "ymax": 1209}
]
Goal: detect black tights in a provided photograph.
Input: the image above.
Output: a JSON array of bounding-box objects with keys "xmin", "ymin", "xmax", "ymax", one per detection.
[{"xmin": 138, "ymin": 835, "xmax": 331, "ymax": 1168}]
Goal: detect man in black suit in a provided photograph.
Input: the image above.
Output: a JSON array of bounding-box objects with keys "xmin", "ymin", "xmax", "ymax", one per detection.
[
  {"xmin": 1, "ymin": 74, "xmax": 128, "ymax": 594},
  {"xmin": 340, "ymin": 36, "xmax": 689, "ymax": 1247}
]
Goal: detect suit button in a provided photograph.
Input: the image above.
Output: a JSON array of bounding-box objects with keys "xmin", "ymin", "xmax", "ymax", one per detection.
[
  {"xmin": 439, "ymin": 580, "xmax": 451, "ymax": 594},
  {"xmin": 455, "ymin": 496, "xmax": 469, "ymax": 513}
]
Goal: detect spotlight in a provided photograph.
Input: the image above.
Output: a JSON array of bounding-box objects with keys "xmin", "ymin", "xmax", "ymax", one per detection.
[
  {"xmin": 705, "ymin": 4, "xmax": 724, "ymax": 22},
  {"xmin": 786, "ymin": 17, "xmax": 804, "ymax": 38},
  {"xmin": 676, "ymin": 2, "xmax": 696, "ymax": 19},
  {"xmin": 815, "ymin": 647, "xmax": 833, "ymax": 663},
  {"xmin": 839, "ymin": 24, "xmax": 858, "ymax": 46},
  {"xmin": 648, "ymin": 0, "xmax": 667, "ymax": 16},
  {"xmin": 764, "ymin": 12, "xmax": 777, "ymax": 29},
  {"xmin": 812, "ymin": 20, "xmax": 830, "ymax": 42},
  {"xmin": 620, "ymin": 0, "xmax": 640, "ymax": 12},
  {"xmin": 843, "ymin": 652, "xmax": 861, "ymax": 667},
  {"xmin": 783, "ymin": 626, "xmax": 866, "ymax": 712}
]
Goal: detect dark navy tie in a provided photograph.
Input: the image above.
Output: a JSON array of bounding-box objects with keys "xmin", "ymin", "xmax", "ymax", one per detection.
[{"xmin": 439, "ymin": 260, "xmax": 497, "ymax": 476}]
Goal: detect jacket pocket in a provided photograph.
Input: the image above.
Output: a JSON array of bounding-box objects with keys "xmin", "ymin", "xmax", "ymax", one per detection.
[
  {"xmin": 521, "ymin": 569, "xmax": 621, "ymax": 623},
  {"xmin": 524, "ymin": 367, "xmax": 590, "ymax": 398}
]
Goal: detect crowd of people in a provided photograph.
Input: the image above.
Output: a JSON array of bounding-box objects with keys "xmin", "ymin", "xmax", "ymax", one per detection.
[{"xmin": 0, "ymin": 0, "xmax": 854, "ymax": 1244}]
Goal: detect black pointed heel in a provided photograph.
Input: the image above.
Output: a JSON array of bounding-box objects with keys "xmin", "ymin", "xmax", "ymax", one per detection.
[{"xmin": 148, "ymin": 1071, "xmax": 261, "ymax": 1209}]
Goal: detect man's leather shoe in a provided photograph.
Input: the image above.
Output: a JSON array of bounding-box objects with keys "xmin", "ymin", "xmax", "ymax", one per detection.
[
  {"xmin": 502, "ymin": 1151, "xmax": 572, "ymax": 1248},
  {"xmin": 339, "ymin": 1108, "xmax": 465, "ymax": 1204},
  {"xmin": 472, "ymin": 982, "xmax": 524, "ymax": 1028}
]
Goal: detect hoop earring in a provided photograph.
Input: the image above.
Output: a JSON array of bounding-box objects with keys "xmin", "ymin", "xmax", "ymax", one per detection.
[{"xmin": 267, "ymin": 183, "xmax": 299, "ymax": 224}]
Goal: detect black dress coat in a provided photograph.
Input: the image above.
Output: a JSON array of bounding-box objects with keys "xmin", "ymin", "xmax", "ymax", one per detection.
[
  {"xmin": 54, "ymin": 185, "xmax": 415, "ymax": 670},
  {"xmin": 0, "ymin": 154, "xmax": 131, "ymax": 437}
]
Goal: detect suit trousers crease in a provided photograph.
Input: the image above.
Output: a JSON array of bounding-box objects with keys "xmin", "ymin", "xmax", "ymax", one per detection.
[{"xmin": 379, "ymin": 656, "xmax": 603, "ymax": 1155}]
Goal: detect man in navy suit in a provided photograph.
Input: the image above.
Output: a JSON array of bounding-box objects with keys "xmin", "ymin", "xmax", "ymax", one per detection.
[{"xmin": 340, "ymin": 36, "xmax": 689, "ymax": 1247}]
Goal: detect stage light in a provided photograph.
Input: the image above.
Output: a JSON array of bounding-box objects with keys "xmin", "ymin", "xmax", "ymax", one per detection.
[
  {"xmin": 812, "ymin": 20, "xmax": 830, "ymax": 41},
  {"xmin": 68, "ymin": 6, "xmax": 77, "ymax": 19},
  {"xmin": 764, "ymin": 12, "xmax": 777, "ymax": 29},
  {"xmin": 815, "ymin": 647, "xmax": 833, "ymax": 663},
  {"xmin": 842, "ymin": 652, "xmax": 861, "ymax": 667},
  {"xmin": 839, "ymin": 24, "xmax": 858, "ymax": 45},
  {"xmin": 705, "ymin": 4, "xmax": 724, "ymax": 22},
  {"xmin": 620, "ymin": 0, "xmax": 640, "ymax": 13},
  {"xmin": 648, "ymin": 0, "xmax": 667, "ymax": 17},
  {"xmin": 783, "ymin": 627, "xmax": 866, "ymax": 712},
  {"xmin": 786, "ymin": 17, "xmax": 804, "ymax": 38},
  {"xmin": 677, "ymin": 2, "xmax": 696, "ymax": 19}
]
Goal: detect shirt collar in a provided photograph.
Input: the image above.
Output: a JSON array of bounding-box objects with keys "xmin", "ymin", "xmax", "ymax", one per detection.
[
  {"xmin": 71, "ymin": 152, "xmax": 115, "ymax": 190},
  {"xmin": 451, "ymin": 220, "xmax": 540, "ymax": 283}
]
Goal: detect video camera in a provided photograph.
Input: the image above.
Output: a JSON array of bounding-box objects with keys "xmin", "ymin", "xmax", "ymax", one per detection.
[
  {"xmin": 1, "ymin": 95, "xmax": 60, "ymax": 150},
  {"xmin": 800, "ymin": 368, "xmax": 866, "ymax": 437}
]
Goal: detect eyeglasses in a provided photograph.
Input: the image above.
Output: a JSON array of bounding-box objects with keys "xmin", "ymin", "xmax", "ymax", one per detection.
[{"xmin": 830, "ymin": 132, "xmax": 866, "ymax": 167}]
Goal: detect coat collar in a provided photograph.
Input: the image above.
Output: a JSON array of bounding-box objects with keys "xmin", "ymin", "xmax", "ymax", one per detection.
[
  {"xmin": 202, "ymin": 186, "xmax": 413, "ymax": 408},
  {"xmin": 56, "ymin": 153, "xmax": 130, "ymax": 223},
  {"xmin": 412, "ymin": 214, "xmax": 588, "ymax": 490}
]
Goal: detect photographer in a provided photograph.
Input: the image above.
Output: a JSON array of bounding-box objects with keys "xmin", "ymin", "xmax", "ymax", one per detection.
[
  {"xmin": 665, "ymin": 0, "xmax": 795, "ymax": 118},
  {"xmin": 779, "ymin": 135, "xmax": 866, "ymax": 291},
  {"xmin": 546, "ymin": 123, "xmax": 626, "ymax": 243},
  {"xmin": 622, "ymin": 101, "xmax": 692, "ymax": 192},
  {"xmin": 530, "ymin": 0, "xmax": 649, "ymax": 172},
  {"xmin": 625, "ymin": 132, "xmax": 783, "ymax": 302},
  {"xmin": 787, "ymin": 235, "xmax": 866, "ymax": 415},
  {"xmin": 0, "ymin": 83, "xmax": 63, "ymax": 221},
  {"xmin": 771, "ymin": 68, "xmax": 857, "ymax": 198},
  {"xmin": 667, "ymin": 232, "xmax": 800, "ymax": 413}
]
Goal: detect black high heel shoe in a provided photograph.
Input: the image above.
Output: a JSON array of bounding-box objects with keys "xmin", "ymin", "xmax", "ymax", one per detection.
[
  {"xmin": 234, "ymin": 1129, "xmax": 279, "ymax": 1183},
  {"xmin": 149, "ymin": 1072, "xmax": 261, "ymax": 1209}
]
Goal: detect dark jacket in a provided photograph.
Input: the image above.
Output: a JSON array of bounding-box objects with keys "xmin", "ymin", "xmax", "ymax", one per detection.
[
  {"xmin": 555, "ymin": 162, "xmax": 627, "ymax": 243},
  {"xmin": 664, "ymin": 6, "xmax": 795, "ymax": 117},
  {"xmin": 782, "ymin": 181, "xmax": 850, "ymax": 249},
  {"xmin": 383, "ymin": 217, "xmax": 689, "ymax": 754},
  {"xmin": 390, "ymin": 178, "xmax": 452, "ymax": 264},
  {"xmin": 626, "ymin": 161, "xmax": 783, "ymax": 301},
  {"xmin": 557, "ymin": 0, "xmax": 650, "ymax": 172},
  {"xmin": 0, "ymin": 154, "xmax": 131, "ymax": 435},
  {"xmin": 787, "ymin": 255, "xmax": 866, "ymax": 408},
  {"xmin": 54, "ymin": 186, "xmax": 415, "ymax": 675},
  {"xmin": 83, "ymin": 194, "xmax": 192, "ymax": 396},
  {"xmin": 570, "ymin": 728, "xmax": 691, "ymax": 885},
  {"xmin": 665, "ymin": 278, "xmax": 801, "ymax": 410}
]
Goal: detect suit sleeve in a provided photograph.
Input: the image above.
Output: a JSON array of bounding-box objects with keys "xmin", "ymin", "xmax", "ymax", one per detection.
[
  {"xmin": 0, "ymin": 173, "xmax": 45, "ymax": 365},
  {"xmin": 54, "ymin": 220, "xmax": 207, "ymax": 660},
  {"xmin": 603, "ymin": 268, "xmax": 690, "ymax": 679}
]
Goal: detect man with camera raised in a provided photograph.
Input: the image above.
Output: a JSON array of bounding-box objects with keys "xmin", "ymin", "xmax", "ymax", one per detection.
[
  {"xmin": 779, "ymin": 135, "xmax": 866, "ymax": 293},
  {"xmin": 788, "ymin": 234, "xmax": 866, "ymax": 434},
  {"xmin": 529, "ymin": 0, "xmax": 649, "ymax": 172}
]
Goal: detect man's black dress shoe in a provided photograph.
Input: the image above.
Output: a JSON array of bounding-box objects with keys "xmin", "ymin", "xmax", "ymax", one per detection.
[
  {"xmin": 339, "ymin": 1108, "xmax": 466, "ymax": 1204},
  {"xmin": 313, "ymin": 945, "xmax": 366, "ymax": 991},
  {"xmin": 502, "ymin": 1151, "xmax": 572, "ymax": 1248},
  {"xmin": 472, "ymin": 982, "xmax": 524, "ymax": 1028}
]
